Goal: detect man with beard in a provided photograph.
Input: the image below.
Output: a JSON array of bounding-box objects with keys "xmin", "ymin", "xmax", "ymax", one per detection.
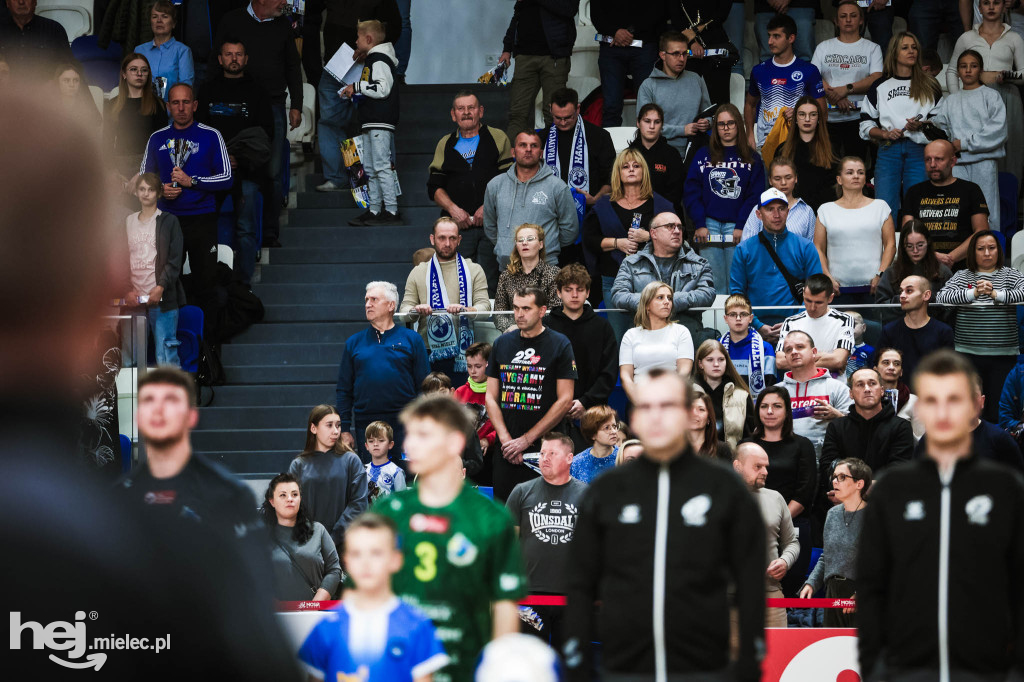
[
  {"xmin": 427, "ymin": 91, "xmax": 512, "ymax": 294},
  {"xmin": 196, "ymin": 38, "xmax": 274, "ymax": 285},
  {"xmin": 399, "ymin": 217, "xmax": 491, "ymax": 386}
]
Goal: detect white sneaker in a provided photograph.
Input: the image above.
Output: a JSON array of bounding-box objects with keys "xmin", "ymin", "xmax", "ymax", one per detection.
[{"xmin": 316, "ymin": 180, "xmax": 343, "ymax": 192}]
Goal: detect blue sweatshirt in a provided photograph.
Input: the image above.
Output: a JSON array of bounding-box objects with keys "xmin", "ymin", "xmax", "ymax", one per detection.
[
  {"xmin": 141, "ymin": 121, "xmax": 233, "ymax": 215},
  {"xmin": 683, "ymin": 147, "xmax": 766, "ymax": 228},
  {"xmin": 335, "ymin": 325, "xmax": 429, "ymax": 431},
  {"xmin": 730, "ymin": 229, "xmax": 822, "ymax": 330}
]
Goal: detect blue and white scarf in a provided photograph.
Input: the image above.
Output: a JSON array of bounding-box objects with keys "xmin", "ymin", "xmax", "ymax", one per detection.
[
  {"xmin": 545, "ymin": 116, "xmax": 588, "ymax": 225},
  {"xmin": 426, "ymin": 253, "xmax": 474, "ymax": 372},
  {"xmin": 720, "ymin": 329, "xmax": 766, "ymax": 396}
]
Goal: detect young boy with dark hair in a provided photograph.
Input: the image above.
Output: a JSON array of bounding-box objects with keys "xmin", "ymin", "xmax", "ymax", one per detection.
[
  {"xmin": 454, "ymin": 342, "xmax": 497, "ymax": 457},
  {"xmin": 364, "ymin": 420, "xmax": 406, "ymax": 502},
  {"xmin": 421, "ymin": 371, "xmax": 453, "ymax": 395},
  {"xmin": 298, "ymin": 513, "xmax": 449, "ymax": 681},
  {"xmin": 342, "ymin": 19, "xmax": 402, "ymax": 226}
]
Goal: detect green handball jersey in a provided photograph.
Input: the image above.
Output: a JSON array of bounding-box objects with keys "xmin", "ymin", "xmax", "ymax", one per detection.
[{"xmin": 373, "ymin": 484, "xmax": 526, "ymax": 682}]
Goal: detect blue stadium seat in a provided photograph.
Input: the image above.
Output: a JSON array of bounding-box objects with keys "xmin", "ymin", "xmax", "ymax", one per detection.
[
  {"xmin": 176, "ymin": 305, "xmax": 204, "ymax": 372},
  {"xmin": 119, "ymin": 433, "xmax": 132, "ymax": 474},
  {"xmin": 1000, "ymin": 172, "xmax": 1019, "ymax": 239},
  {"xmin": 72, "ymin": 36, "xmax": 122, "ymax": 90}
]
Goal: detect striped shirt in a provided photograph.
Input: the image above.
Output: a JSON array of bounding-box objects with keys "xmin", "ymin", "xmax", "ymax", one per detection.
[
  {"xmin": 777, "ymin": 308, "xmax": 856, "ymax": 377},
  {"xmin": 740, "ymin": 197, "xmax": 816, "ymax": 241},
  {"xmin": 935, "ymin": 267, "xmax": 1024, "ymax": 355},
  {"xmin": 748, "ymin": 57, "xmax": 825, "ymax": 147}
]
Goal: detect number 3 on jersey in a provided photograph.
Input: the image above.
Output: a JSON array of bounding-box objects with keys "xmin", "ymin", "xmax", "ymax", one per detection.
[{"xmin": 413, "ymin": 541, "xmax": 438, "ymax": 582}]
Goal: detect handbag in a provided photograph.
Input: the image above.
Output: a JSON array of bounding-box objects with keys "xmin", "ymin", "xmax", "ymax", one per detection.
[
  {"xmin": 275, "ymin": 538, "xmax": 318, "ymax": 598},
  {"xmin": 758, "ymin": 232, "xmax": 805, "ymax": 305}
]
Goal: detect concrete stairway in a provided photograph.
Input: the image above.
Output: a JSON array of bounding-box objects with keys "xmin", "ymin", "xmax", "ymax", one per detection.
[{"xmin": 194, "ymin": 84, "xmax": 509, "ymax": 477}]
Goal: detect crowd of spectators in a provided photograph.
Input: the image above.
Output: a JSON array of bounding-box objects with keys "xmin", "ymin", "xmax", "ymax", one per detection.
[{"xmin": 13, "ymin": 0, "xmax": 1024, "ymax": 680}]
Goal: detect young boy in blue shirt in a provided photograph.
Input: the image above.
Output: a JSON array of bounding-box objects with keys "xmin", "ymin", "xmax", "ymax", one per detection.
[
  {"xmin": 298, "ymin": 513, "xmax": 448, "ymax": 681},
  {"xmin": 719, "ymin": 293, "xmax": 777, "ymax": 396}
]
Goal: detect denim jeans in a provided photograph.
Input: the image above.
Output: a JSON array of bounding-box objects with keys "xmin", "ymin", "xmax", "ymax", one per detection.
[
  {"xmin": 394, "ymin": 0, "xmax": 412, "ymax": 76},
  {"xmin": 908, "ymin": 0, "xmax": 963, "ymax": 52},
  {"xmin": 866, "ymin": 6, "xmax": 894, "ymax": 53},
  {"xmin": 148, "ymin": 306, "xmax": 180, "ymax": 367},
  {"xmin": 724, "ymin": 2, "xmax": 746, "ymax": 75},
  {"xmin": 755, "ymin": 8, "xmax": 815, "ymax": 62},
  {"xmin": 317, "ymin": 71, "xmax": 356, "ymax": 184},
  {"xmin": 602, "ymin": 275, "xmax": 632, "ymax": 343},
  {"xmin": 598, "ymin": 43, "xmax": 659, "ymax": 126},
  {"xmin": 234, "ymin": 178, "xmax": 261, "ymax": 284},
  {"xmin": 874, "ymin": 138, "xmax": 926, "ymax": 219},
  {"xmin": 703, "ymin": 217, "xmax": 737, "ymax": 295},
  {"xmin": 365, "ymin": 129, "xmax": 399, "ymax": 214}
]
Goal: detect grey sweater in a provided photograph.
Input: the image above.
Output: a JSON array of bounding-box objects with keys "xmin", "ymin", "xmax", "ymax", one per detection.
[
  {"xmin": 483, "ymin": 163, "xmax": 578, "ymax": 269},
  {"xmin": 806, "ymin": 503, "xmax": 865, "ymax": 592},
  {"xmin": 288, "ymin": 451, "xmax": 369, "ymax": 549},
  {"xmin": 756, "ymin": 487, "xmax": 800, "ymax": 593},
  {"xmin": 269, "ymin": 521, "xmax": 342, "ymax": 600},
  {"xmin": 636, "ymin": 66, "xmax": 711, "ymax": 157},
  {"xmin": 931, "ymin": 86, "xmax": 1007, "ymax": 164}
]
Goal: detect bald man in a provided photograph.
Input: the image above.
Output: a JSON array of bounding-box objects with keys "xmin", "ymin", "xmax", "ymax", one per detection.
[
  {"xmin": 610, "ymin": 211, "xmax": 716, "ymax": 339},
  {"xmin": 875, "ymin": 274, "xmax": 954, "ymax": 379},
  {"xmin": 901, "ymin": 140, "xmax": 990, "ymax": 267},
  {"xmin": 733, "ymin": 442, "xmax": 799, "ymax": 627}
]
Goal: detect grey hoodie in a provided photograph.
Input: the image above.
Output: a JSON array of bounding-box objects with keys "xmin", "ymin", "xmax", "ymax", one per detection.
[
  {"xmin": 636, "ymin": 65, "xmax": 711, "ymax": 157},
  {"xmin": 483, "ymin": 162, "xmax": 579, "ymax": 269}
]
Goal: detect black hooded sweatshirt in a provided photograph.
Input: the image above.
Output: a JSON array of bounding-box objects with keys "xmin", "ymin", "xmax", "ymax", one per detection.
[{"xmin": 545, "ymin": 304, "xmax": 618, "ymax": 409}]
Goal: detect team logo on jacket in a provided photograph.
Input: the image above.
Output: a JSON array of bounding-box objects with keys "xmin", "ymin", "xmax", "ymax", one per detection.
[
  {"xmin": 791, "ymin": 70, "xmax": 804, "ymax": 82},
  {"xmin": 903, "ymin": 500, "xmax": 925, "ymax": 521},
  {"xmin": 681, "ymin": 494, "xmax": 712, "ymax": 527},
  {"xmin": 531, "ymin": 191, "xmax": 548, "ymax": 205},
  {"xmin": 446, "ymin": 532, "xmax": 478, "ymax": 566},
  {"xmin": 965, "ymin": 495, "xmax": 993, "ymax": 525},
  {"xmin": 709, "ymin": 168, "xmax": 741, "ymax": 200},
  {"xmin": 618, "ymin": 504, "xmax": 641, "ymax": 524}
]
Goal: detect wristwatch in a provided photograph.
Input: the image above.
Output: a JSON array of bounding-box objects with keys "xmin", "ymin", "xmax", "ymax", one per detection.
[
  {"xmin": 190, "ymin": 176, "xmax": 199, "ymax": 189},
  {"xmin": 846, "ymin": 83, "xmax": 854, "ymax": 93},
  {"xmin": 875, "ymin": 270, "xmax": 884, "ymax": 278}
]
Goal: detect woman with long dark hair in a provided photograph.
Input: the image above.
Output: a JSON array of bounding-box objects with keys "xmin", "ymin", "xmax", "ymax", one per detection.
[
  {"xmin": 684, "ymin": 102, "xmax": 765, "ymax": 293},
  {"xmin": 629, "ymin": 103, "xmax": 685, "ymax": 209},
  {"xmin": 875, "ymin": 220, "xmax": 953, "ymax": 303},
  {"xmin": 287, "ymin": 405, "xmax": 369, "ymax": 550},
  {"xmin": 105, "ymin": 53, "xmax": 166, "ymax": 182},
  {"xmin": 777, "ymin": 96, "xmax": 837, "ymax": 211},
  {"xmin": 860, "ymin": 31, "xmax": 943, "ymax": 218},
  {"xmin": 687, "ymin": 392, "xmax": 732, "ymax": 460},
  {"xmin": 936, "ymin": 230, "xmax": 1024, "ymax": 421},
  {"xmin": 752, "ymin": 385, "xmax": 818, "ymax": 595},
  {"xmin": 261, "ymin": 472, "xmax": 342, "ymax": 601}
]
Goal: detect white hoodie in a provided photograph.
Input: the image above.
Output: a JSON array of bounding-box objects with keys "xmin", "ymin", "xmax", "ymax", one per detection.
[{"xmin": 780, "ymin": 368, "xmax": 853, "ymax": 459}]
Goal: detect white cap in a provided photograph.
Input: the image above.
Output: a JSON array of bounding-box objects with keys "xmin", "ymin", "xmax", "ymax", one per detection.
[{"xmin": 759, "ymin": 188, "xmax": 788, "ymax": 207}]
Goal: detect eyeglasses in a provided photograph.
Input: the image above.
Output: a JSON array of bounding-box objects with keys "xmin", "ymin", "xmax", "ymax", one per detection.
[
  {"xmin": 516, "ymin": 236, "xmax": 538, "ymax": 244},
  {"xmin": 716, "ymin": 120, "xmax": 737, "ymax": 129},
  {"xmin": 662, "ymin": 51, "xmax": 688, "ymax": 58},
  {"xmin": 831, "ymin": 473, "xmax": 859, "ymax": 483},
  {"xmin": 652, "ymin": 222, "xmax": 683, "ymax": 232},
  {"xmin": 126, "ymin": 67, "xmax": 150, "ymax": 74},
  {"xmin": 904, "ymin": 242, "xmax": 927, "ymax": 251},
  {"xmin": 725, "ymin": 311, "xmax": 751, "ymax": 320}
]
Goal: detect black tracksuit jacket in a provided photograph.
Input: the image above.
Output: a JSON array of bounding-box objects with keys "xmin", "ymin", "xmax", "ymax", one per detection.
[
  {"xmin": 564, "ymin": 449, "xmax": 766, "ymax": 681},
  {"xmin": 858, "ymin": 454, "xmax": 1024, "ymax": 682}
]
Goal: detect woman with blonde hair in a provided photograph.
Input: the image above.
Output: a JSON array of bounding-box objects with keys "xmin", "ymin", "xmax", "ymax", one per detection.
[
  {"xmin": 618, "ymin": 281, "xmax": 694, "ymax": 402},
  {"xmin": 493, "ymin": 223, "xmax": 562, "ymax": 332},
  {"xmin": 287, "ymin": 405, "xmax": 369, "ymax": 549},
  {"xmin": 692, "ymin": 339, "xmax": 755, "ymax": 448},
  {"xmin": 860, "ymin": 31, "xmax": 943, "ymax": 217},
  {"xmin": 583, "ymin": 147, "xmax": 672, "ymax": 338}
]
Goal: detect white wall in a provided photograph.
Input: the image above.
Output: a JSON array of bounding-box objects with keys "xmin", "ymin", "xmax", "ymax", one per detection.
[{"xmin": 406, "ymin": 0, "xmax": 518, "ymax": 85}]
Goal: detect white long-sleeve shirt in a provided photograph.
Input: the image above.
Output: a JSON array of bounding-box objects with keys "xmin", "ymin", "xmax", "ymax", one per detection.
[{"xmin": 946, "ymin": 24, "xmax": 1024, "ymax": 93}]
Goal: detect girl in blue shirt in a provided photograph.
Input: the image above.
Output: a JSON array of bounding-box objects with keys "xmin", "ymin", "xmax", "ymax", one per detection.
[{"xmin": 570, "ymin": 405, "xmax": 619, "ymax": 483}]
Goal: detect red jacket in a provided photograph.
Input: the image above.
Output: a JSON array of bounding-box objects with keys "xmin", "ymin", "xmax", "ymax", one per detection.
[{"xmin": 454, "ymin": 384, "xmax": 496, "ymax": 446}]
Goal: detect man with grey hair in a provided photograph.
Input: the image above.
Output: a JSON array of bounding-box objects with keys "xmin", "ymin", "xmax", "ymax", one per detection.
[
  {"xmin": 733, "ymin": 441, "xmax": 799, "ymax": 627},
  {"xmin": 336, "ymin": 280, "xmax": 429, "ymax": 463}
]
